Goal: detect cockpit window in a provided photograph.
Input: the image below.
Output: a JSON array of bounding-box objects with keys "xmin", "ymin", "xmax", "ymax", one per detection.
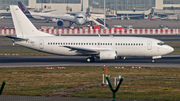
[
  {"xmin": 77, "ymin": 16, "xmax": 83, "ymax": 18},
  {"xmin": 157, "ymin": 42, "xmax": 166, "ymax": 46}
]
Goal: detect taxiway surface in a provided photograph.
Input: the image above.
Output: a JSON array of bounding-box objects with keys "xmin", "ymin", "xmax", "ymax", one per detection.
[{"xmin": 0, "ymin": 55, "xmax": 179, "ymax": 67}]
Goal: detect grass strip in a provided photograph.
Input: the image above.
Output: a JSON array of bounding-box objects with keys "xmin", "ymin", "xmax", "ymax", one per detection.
[{"xmin": 0, "ymin": 67, "xmax": 180, "ymax": 101}]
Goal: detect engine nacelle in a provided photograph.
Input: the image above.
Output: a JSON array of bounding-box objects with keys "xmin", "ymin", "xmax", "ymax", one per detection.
[
  {"xmin": 52, "ymin": 19, "xmax": 64, "ymax": 26},
  {"xmin": 99, "ymin": 50, "xmax": 117, "ymax": 60},
  {"xmin": 57, "ymin": 20, "xmax": 64, "ymax": 26}
]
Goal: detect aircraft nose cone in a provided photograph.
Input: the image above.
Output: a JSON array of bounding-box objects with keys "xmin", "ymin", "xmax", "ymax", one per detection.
[
  {"xmin": 76, "ymin": 19, "xmax": 85, "ymax": 25},
  {"xmin": 166, "ymin": 46, "xmax": 174, "ymax": 54},
  {"xmin": 169, "ymin": 46, "xmax": 174, "ymax": 53}
]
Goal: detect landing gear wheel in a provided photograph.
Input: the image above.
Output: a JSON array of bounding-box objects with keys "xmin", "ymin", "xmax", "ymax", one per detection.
[
  {"xmin": 152, "ymin": 60, "xmax": 155, "ymax": 63},
  {"xmin": 90, "ymin": 57, "xmax": 95, "ymax": 62},
  {"xmin": 86, "ymin": 58, "xmax": 91, "ymax": 62},
  {"xmin": 86, "ymin": 57, "xmax": 95, "ymax": 62}
]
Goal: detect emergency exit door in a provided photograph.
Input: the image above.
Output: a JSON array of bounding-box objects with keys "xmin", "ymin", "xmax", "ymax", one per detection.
[
  {"xmin": 39, "ymin": 39, "xmax": 44, "ymax": 49},
  {"xmin": 147, "ymin": 41, "xmax": 152, "ymax": 50}
]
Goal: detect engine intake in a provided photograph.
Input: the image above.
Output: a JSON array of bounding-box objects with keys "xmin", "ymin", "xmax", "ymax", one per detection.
[
  {"xmin": 57, "ymin": 20, "xmax": 64, "ymax": 26},
  {"xmin": 99, "ymin": 50, "xmax": 117, "ymax": 60}
]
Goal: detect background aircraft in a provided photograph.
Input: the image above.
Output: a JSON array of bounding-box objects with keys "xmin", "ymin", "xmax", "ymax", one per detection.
[
  {"xmin": 18, "ymin": 1, "xmax": 108, "ymax": 28},
  {"xmin": 8, "ymin": 5, "xmax": 174, "ymax": 63}
]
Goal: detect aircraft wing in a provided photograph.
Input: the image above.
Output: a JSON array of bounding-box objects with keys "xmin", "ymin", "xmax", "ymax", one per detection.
[
  {"xmin": 63, "ymin": 46, "xmax": 99, "ymax": 55},
  {"xmin": 41, "ymin": 9, "xmax": 57, "ymax": 13},
  {"xmin": 66, "ymin": 12, "xmax": 77, "ymax": 16},
  {"xmin": 101, "ymin": 14, "xmax": 144, "ymax": 20},
  {"xmin": 35, "ymin": 15, "xmax": 75, "ymax": 22}
]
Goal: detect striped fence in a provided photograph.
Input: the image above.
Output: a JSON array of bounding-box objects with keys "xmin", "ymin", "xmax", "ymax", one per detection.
[{"xmin": 0, "ymin": 28, "xmax": 180, "ymax": 36}]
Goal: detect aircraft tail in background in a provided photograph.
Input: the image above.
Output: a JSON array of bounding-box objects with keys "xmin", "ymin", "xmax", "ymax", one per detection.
[{"xmin": 18, "ymin": 2, "xmax": 33, "ymax": 18}]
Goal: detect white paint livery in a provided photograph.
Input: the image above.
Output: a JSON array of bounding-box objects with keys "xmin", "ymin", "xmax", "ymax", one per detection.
[{"xmin": 10, "ymin": 5, "xmax": 174, "ymax": 62}]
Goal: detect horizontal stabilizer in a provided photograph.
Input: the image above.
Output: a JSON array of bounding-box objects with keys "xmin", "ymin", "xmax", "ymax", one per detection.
[{"xmin": 5, "ymin": 36, "xmax": 29, "ymax": 41}]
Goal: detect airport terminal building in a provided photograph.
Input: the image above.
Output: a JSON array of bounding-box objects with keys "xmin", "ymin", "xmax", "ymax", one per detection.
[{"xmin": 0, "ymin": 0, "xmax": 180, "ymax": 19}]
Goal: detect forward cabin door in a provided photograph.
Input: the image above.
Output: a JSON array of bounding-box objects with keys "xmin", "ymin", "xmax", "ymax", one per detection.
[
  {"xmin": 39, "ymin": 39, "xmax": 44, "ymax": 49},
  {"xmin": 147, "ymin": 40, "xmax": 152, "ymax": 50}
]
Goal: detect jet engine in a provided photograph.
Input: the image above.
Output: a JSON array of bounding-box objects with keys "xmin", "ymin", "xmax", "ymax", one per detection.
[
  {"xmin": 51, "ymin": 19, "xmax": 64, "ymax": 26},
  {"xmin": 54, "ymin": 19, "xmax": 64, "ymax": 26},
  {"xmin": 99, "ymin": 50, "xmax": 117, "ymax": 60}
]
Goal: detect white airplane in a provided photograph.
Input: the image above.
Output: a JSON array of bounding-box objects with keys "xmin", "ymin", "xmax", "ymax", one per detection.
[
  {"xmin": 9, "ymin": 5, "xmax": 174, "ymax": 63},
  {"xmin": 18, "ymin": 1, "xmax": 90, "ymax": 27}
]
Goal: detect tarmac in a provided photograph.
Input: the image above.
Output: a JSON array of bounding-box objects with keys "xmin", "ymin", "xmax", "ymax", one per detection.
[{"xmin": 1, "ymin": 18, "xmax": 180, "ymax": 29}]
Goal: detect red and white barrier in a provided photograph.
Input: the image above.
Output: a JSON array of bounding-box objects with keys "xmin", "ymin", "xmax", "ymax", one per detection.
[
  {"xmin": 0, "ymin": 28, "xmax": 179, "ymax": 35},
  {"xmin": 131, "ymin": 67, "xmax": 142, "ymax": 69},
  {"xmin": 114, "ymin": 67, "xmax": 125, "ymax": 69},
  {"xmin": 45, "ymin": 67, "xmax": 66, "ymax": 70},
  {"xmin": 56, "ymin": 67, "xmax": 66, "ymax": 69},
  {"xmin": 0, "ymin": 54, "xmax": 19, "ymax": 56}
]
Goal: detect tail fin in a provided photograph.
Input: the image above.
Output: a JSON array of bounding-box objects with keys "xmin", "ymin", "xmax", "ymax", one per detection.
[
  {"xmin": 81, "ymin": 0, "xmax": 83, "ymax": 12},
  {"xmin": 10, "ymin": 5, "xmax": 53, "ymax": 38},
  {"xmin": 18, "ymin": 2, "xmax": 33, "ymax": 18}
]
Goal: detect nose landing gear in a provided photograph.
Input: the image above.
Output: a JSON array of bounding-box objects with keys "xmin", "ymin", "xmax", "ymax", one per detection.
[{"xmin": 152, "ymin": 60, "xmax": 155, "ymax": 63}]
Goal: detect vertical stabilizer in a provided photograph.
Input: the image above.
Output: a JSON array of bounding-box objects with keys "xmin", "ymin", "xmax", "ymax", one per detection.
[
  {"xmin": 81, "ymin": 0, "xmax": 83, "ymax": 12},
  {"xmin": 10, "ymin": 5, "xmax": 53, "ymax": 38},
  {"xmin": 18, "ymin": 2, "xmax": 33, "ymax": 18}
]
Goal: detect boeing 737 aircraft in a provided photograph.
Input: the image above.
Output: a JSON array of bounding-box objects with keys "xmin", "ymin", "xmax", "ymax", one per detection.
[{"xmin": 9, "ymin": 5, "xmax": 174, "ymax": 62}]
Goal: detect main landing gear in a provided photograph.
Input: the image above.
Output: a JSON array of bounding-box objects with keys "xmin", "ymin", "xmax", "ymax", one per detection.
[
  {"xmin": 152, "ymin": 60, "xmax": 155, "ymax": 63},
  {"xmin": 86, "ymin": 57, "xmax": 95, "ymax": 62},
  {"xmin": 68, "ymin": 22, "xmax": 74, "ymax": 28}
]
